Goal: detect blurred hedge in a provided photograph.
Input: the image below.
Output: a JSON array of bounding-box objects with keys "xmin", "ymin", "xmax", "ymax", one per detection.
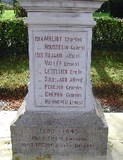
[
  {"xmin": 93, "ymin": 17, "xmax": 123, "ymax": 50},
  {"xmin": 0, "ymin": 17, "xmax": 123, "ymax": 57},
  {"xmin": 13, "ymin": 0, "xmax": 27, "ymax": 18},
  {"xmin": 0, "ymin": 3, "xmax": 13, "ymax": 14},
  {"xmin": 0, "ymin": 18, "xmax": 28, "ymax": 56}
]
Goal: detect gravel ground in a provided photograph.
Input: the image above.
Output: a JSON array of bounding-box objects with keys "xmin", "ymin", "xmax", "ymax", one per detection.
[{"xmin": 0, "ymin": 98, "xmax": 123, "ymax": 112}]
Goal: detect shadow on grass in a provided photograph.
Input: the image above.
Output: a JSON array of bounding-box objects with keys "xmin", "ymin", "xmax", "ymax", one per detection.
[
  {"xmin": 0, "ymin": 55, "xmax": 29, "ymax": 90},
  {"xmin": 92, "ymin": 50, "xmax": 123, "ymax": 109},
  {"xmin": 0, "ymin": 55, "xmax": 29, "ymax": 73},
  {"xmin": 0, "ymin": 85, "xmax": 28, "ymax": 100}
]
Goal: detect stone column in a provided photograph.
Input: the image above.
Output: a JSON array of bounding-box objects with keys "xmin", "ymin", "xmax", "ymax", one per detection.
[{"xmin": 11, "ymin": 0, "xmax": 108, "ymax": 160}]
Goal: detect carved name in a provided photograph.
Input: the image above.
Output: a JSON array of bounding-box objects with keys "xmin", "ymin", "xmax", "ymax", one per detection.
[{"xmin": 33, "ymin": 31, "xmax": 88, "ymax": 107}]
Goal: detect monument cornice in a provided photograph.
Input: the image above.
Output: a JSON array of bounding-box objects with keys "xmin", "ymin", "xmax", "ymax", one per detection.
[{"xmin": 19, "ymin": 0, "xmax": 106, "ymax": 13}]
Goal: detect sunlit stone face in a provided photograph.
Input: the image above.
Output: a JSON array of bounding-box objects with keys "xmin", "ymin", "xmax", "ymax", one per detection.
[{"xmin": 33, "ymin": 31, "xmax": 88, "ymax": 108}]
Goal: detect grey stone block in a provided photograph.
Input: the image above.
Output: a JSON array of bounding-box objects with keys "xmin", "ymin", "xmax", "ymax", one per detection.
[
  {"xmin": 11, "ymin": 1, "xmax": 108, "ymax": 159},
  {"xmin": 11, "ymin": 101, "xmax": 108, "ymax": 157}
]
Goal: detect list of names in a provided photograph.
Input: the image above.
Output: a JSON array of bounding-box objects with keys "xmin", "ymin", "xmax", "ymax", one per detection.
[{"xmin": 33, "ymin": 31, "xmax": 87, "ymax": 107}]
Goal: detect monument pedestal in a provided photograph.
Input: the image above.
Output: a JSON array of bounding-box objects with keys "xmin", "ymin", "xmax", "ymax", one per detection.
[
  {"xmin": 11, "ymin": 100, "xmax": 108, "ymax": 159},
  {"xmin": 11, "ymin": 0, "xmax": 108, "ymax": 159}
]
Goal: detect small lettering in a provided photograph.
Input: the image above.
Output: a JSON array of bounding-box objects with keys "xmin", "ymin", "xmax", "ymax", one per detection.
[
  {"xmin": 34, "ymin": 31, "xmax": 87, "ymax": 107},
  {"xmin": 35, "ymin": 52, "xmax": 62, "ymax": 58},
  {"xmin": 70, "ymin": 45, "xmax": 85, "ymax": 50},
  {"xmin": 45, "ymin": 84, "xmax": 63, "ymax": 90},
  {"xmin": 45, "ymin": 77, "xmax": 67, "ymax": 83},
  {"xmin": 45, "ymin": 99, "xmax": 83, "ymax": 105},
  {"xmin": 66, "ymin": 93, "xmax": 82, "ymax": 98},
  {"xmin": 65, "ymin": 53, "xmax": 80, "ymax": 59},
  {"xmin": 45, "ymin": 60, "xmax": 62, "ymax": 66},
  {"xmin": 64, "ymin": 62, "xmax": 80, "ymax": 67},
  {"xmin": 35, "ymin": 35, "xmax": 62, "ymax": 42},
  {"xmin": 65, "ymin": 37, "xmax": 83, "ymax": 42},
  {"xmin": 66, "ymin": 85, "xmax": 82, "ymax": 90},
  {"xmin": 45, "ymin": 68, "xmax": 68, "ymax": 74},
  {"xmin": 21, "ymin": 142, "xmax": 94, "ymax": 149},
  {"xmin": 45, "ymin": 44, "xmax": 69, "ymax": 50},
  {"xmin": 45, "ymin": 91, "xmax": 63, "ymax": 97},
  {"xmin": 70, "ymin": 69, "xmax": 82, "ymax": 75},
  {"xmin": 69, "ymin": 78, "xmax": 83, "ymax": 83}
]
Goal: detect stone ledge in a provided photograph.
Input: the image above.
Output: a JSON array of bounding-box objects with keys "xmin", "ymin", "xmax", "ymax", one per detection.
[
  {"xmin": 18, "ymin": 0, "xmax": 104, "ymax": 12},
  {"xmin": 1, "ymin": 112, "xmax": 123, "ymax": 160}
]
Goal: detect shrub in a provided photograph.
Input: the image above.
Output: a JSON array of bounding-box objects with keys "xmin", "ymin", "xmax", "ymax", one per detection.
[
  {"xmin": 0, "ymin": 2, "xmax": 13, "ymax": 14},
  {"xmin": 3, "ymin": 4, "xmax": 13, "ymax": 10},
  {"xmin": 0, "ymin": 17, "xmax": 123, "ymax": 57},
  {"xmin": 13, "ymin": 0, "xmax": 27, "ymax": 18},
  {"xmin": 93, "ymin": 17, "xmax": 123, "ymax": 50},
  {"xmin": 109, "ymin": 0, "xmax": 123, "ymax": 18},
  {"xmin": 0, "ymin": 3, "xmax": 6, "ymax": 15},
  {"xmin": 0, "ymin": 18, "xmax": 28, "ymax": 56}
]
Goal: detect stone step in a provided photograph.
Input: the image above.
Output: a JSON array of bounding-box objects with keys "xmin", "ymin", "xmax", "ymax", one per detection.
[{"xmin": 0, "ymin": 112, "xmax": 123, "ymax": 160}]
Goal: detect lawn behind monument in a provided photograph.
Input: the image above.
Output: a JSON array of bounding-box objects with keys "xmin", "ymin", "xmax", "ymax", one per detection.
[
  {"xmin": 0, "ymin": 10, "xmax": 110, "ymax": 20},
  {"xmin": 0, "ymin": 50, "xmax": 123, "ymax": 111},
  {"xmin": 0, "ymin": 10, "xmax": 15, "ymax": 19},
  {"xmin": 0, "ymin": 10, "xmax": 123, "ymax": 111},
  {"xmin": 91, "ymin": 50, "xmax": 123, "ymax": 111}
]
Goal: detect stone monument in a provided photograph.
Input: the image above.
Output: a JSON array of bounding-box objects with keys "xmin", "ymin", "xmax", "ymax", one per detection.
[{"xmin": 11, "ymin": 0, "xmax": 108, "ymax": 160}]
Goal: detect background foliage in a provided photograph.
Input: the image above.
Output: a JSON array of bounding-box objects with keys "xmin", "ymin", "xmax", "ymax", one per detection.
[
  {"xmin": 0, "ymin": 18, "xmax": 28, "ymax": 56},
  {"xmin": 93, "ymin": 17, "xmax": 123, "ymax": 50},
  {"xmin": 0, "ymin": 1, "xmax": 123, "ymax": 111},
  {"xmin": 13, "ymin": 0, "xmax": 27, "ymax": 18},
  {"xmin": 0, "ymin": 3, "xmax": 5, "ymax": 15},
  {"xmin": 0, "ymin": 17, "xmax": 123, "ymax": 57}
]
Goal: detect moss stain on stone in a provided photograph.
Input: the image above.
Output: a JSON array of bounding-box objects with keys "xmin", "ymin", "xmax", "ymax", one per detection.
[
  {"xmin": 15, "ymin": 156, "xmax": 20, "ymax": 160},
  {"xmin": 36, "ymin": 154, "xmax": 51, "ymax": 160},
  {"xmin": 108, "ymin": 141, "xmax": 113, "ymax": 151}
]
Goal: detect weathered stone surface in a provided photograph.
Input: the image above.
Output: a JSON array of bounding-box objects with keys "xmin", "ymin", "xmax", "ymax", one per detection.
[
  {"xmin": 33, "ymin": 30, "xmax": 87, "ymax": 108},
  {"xmin": 11, "ymin": 101, "xmax": 108, "ymax": 156},
  {"xmin": 11, "ymin": 0, "xmax": 108, "ymax": 159},
  {"xmin": 1, "ymin": 112, "xmax": 123, "ymax": 160}
]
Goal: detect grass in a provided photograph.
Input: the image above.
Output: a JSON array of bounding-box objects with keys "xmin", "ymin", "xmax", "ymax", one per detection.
[
  {"xmin": 0, "ymin": 10, "xmax": 15, "ymax": 19},
  {"xmin": 0, "ymin": 55, "xmax": 29, "ymax": 89},
  {"xmin": 91, "ymin": 51, "xmax": 123, "ymax": 87},
  {"xmin": 93, "ymin": 12, "xmax": 110, "ymax": 18},
  {"xmin": 1, "ymin": 51, "xmax": 122, "ymax": 91},
  {"xmin": 0, "ymin": 55, "xmax": 29, "ymax": 98},
  {"xmin": 91, "ymin": 50, "xmax": 123, "ymax": 109},
  {"xmin": 0, "ymin": 10, "xmax": 122, "ymax": 110},
  {"xmin": 0, "ymin": 51, "xmax": 123, "ymax": 109},
  {"xmin": 0, "ymin": 10, "xmax": 110, "ymax": 20}
]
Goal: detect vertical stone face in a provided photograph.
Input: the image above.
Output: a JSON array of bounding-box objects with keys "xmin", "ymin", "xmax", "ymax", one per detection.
[
  {"xmin": 27, "ymin": 25, "xmax": 94, "ymax": 112},
  {"xmin": 11, "ymin": 0, "xmax": 108, "ymax": 159},
  {"xmin": 34, "ymin": 31, "xmax": 87, "ymax": 108}
]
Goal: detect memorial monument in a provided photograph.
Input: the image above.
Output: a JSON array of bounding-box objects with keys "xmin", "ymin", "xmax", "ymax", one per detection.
[{"xmin": 11, "ymin": 0, "xmax": 108, "ymax": 159}]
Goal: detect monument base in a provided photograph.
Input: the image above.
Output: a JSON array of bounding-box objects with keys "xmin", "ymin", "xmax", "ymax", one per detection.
[
  {"xmin": 11, "ymin": 101, "xmax": 108, "ymax": 160},
  {"xmin": 12, "ymin": 154, "xmax": 107, "ymax": 160}
]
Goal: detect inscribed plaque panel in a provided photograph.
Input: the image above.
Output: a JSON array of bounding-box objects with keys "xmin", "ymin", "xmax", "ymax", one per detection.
[{"xmin": 33, "ymin": 31, "xmax": 88, "ymax": 107}]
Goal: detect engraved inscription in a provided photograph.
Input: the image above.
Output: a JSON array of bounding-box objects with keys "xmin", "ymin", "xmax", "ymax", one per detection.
[
  {"xmin": 20, "ymin": 128, "xmax": 95, "ymax": 150},
  {"xmin": 33, "ymin": 31, "xmax": 88, "ymax": 107}
]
